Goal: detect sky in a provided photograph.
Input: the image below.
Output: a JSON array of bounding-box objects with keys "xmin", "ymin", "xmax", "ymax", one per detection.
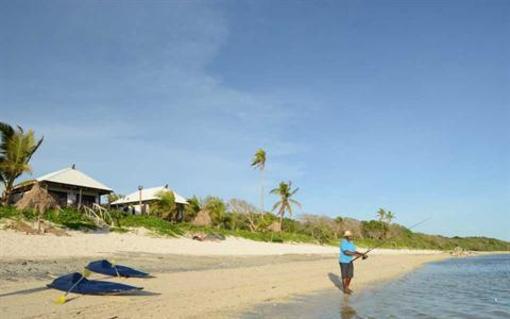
[{"xmin": 1, "ymin": 0, "xmax": 509, "ymax": 240}]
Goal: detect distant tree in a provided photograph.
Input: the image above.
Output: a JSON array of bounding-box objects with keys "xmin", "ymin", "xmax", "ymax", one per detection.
[
  {"xmin": 385, "ymin": 211, "xmax": 395, "ymax": 224},
  {"xmin": 152, "ymin": 190, "xmax": 177, "ymax": 221},
  {"xmin": 184, "ymin": 195, "xmax": 202, "ymax": 222},
  {"xmin": 376, "ymin": 208, "xmax": 387, "ymax": 222},
  {"xmin": 107, "ymin": 193, "xmax": 123, "ymax": 204},
  {"xmin": 203, "ymin": 196, "xmax": 226, "ymax": 227},
  {"xmin": 228, "ymin": 198, "xmax": 260, "ymax": 232},
  {"xmin": 270, "ymin": 181, "xmax": 301, "ymax": 231},
  {"xmin": 251, "ymin": 148, "xmax": 266, "ymax": 211},
  {"xmin": 0, "ymin": 122, "xmax": 44, "ymax": 205},
  {"xmin": 361, "ymin": 220, "xmax": 389, "ymax": 240}
]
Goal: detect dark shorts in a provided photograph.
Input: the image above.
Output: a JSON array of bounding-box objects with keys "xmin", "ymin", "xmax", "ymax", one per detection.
[{"xmin": 339, "ymin": 262, "xmax": 354, "ymax": 279}]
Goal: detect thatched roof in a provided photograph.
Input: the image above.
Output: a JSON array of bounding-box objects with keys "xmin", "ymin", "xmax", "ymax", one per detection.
[
  {"xmin": 15, "ymin": 182, "xmax": 60, "ymax": 214},
  {"xmin": 267, "ymin": 221, "xmax": 282, "ymax": 232},
  {"xmin": 192, "ymin": 210, "xmax": 212, "ymax": 227}
]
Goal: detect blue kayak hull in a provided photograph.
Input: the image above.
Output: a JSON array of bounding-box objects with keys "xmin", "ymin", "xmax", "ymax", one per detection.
[
  {"xmin": 86, "ymin": 260, "xmax": 149, "ymax": 278},
  {"xmin": 47, "ymin": 273, "xmax": 143, "ymax": 295}
]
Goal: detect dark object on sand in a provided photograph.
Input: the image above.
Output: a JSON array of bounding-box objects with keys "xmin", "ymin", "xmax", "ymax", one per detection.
[
  {"xmin": 86, "ymin": 259, "xmax": 149, "ymax": 278},
  {"xmin": 192, "ymin": 232, "xmax": 226, "ymax": 242},
  {"xmin": 47, "ymin": 272, "xmax": 143, "ymax": 295}
]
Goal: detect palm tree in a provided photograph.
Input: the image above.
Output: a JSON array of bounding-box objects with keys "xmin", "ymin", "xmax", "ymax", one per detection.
[
  {"xmin": 152, "ymin": 190, "xmax": 177, "ymax": 221},
  {"xmin": 386, "ymin": 211, "xmax": 395, "ymax": 224},
  {"xmin": 376, "ymin": 208, "xmax": 386, "ymax": 222},
  {"xmin": 270, "ymin": 181, "xmax": 301, "ymax": 231},
  {"xmin": 251, "ymin": 148, "xmax": 266, "ymax": 212},
  {"xmin": 0, "ymin": 122, "xmax": 44, "ymax": 205}
]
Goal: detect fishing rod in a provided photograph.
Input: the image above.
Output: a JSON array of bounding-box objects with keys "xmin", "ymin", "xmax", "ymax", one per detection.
[{"xmin": 351, "ymin": 217, "xmax": 431, "ymax": 263}]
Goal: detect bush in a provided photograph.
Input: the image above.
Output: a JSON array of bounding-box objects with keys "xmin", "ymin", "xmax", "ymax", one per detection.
[
  {"xmin": 44, "ymin": 208, "xmax": 96, "ymax": 230},
  {"xmin": 119, "ymin": 215, "xmax": 183, "ymax": 236},
  {"xmin": 203, "ymin": 196, "xmax": 226, "ymax": 227},
  {"xmin": 361, "ymin": 220, "xmax": 389, "ymax": 240}
]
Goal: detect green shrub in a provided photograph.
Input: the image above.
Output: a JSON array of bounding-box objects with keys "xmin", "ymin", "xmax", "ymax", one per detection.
[
  {"xmin": 44, "ymin": 208, "xmax": 96, "ymax": 230},
  {"xmin": 119, "ymin": 215, "xmax": 183, "ymax": 236},
  {"xmin": 361, "ymin": 220, "xmax": 389, "ymax": 240}
]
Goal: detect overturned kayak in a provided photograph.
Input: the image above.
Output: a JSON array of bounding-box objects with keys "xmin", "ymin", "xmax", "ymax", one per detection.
[
  {"xmin": 86, "ymin": 259, "xmax": 149, "ymax": 278},
  {"xmin": 47, "ymin": 272, "xmax": 143, "ymax": 295}
]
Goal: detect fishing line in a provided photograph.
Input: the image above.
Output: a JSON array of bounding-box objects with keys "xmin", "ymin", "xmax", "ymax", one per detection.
[{"xmin": 351, "ymin": 217, "xmax": 431, "ymax": 263}]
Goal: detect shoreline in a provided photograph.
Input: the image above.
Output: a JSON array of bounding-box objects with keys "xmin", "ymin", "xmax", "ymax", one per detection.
[
  {"xmin": 0, "ymin": 229, "xmax": 452, "ymax": 319},
  {"xmin": 0, "ymin": 254, "xmax": 450, "ymax": 319}
]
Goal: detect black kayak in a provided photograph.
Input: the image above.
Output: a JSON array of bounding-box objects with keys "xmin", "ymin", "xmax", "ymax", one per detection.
[
  {"xmin": 86, "ymin": 259, "xmax": 149, "ymax": 278},
  {"xmin": 47, "ymin": 273, "xmax": 143, "ymax": 295}
]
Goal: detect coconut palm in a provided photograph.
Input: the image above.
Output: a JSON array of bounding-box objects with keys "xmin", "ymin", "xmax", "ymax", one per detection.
[
  {"xmin": 152, "ymin": 190, "xmax": 177, "ymax": 221},
  {"xmin": 385, "ymin": 211, "xmax": 395, "ymax": 224},
  {"xmin": 270, "ymin": 181, "xmax": 301, "ymax": 231},
  {"xmin": 376, "ymin": 208, "xmax": 386, "ymax": 222},
  {"xmin": 184, "ymin": 195, "xmax": 202, "ymax": 222},
  {"xmin": 251, "ymin": 148, "xmax": 266, "ymax": 212},
  {"xmin": 0, "ymin": 122, "xmax": 44, "ymax": 205}
]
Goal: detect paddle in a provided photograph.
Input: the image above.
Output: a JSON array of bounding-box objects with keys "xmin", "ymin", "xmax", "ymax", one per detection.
[
  {"xmin": 54, "ymin": 268, "xmax": 91, "ymax": 304},
  {"xmin": 351, "ymin": 217, "xmax": 431, "ymax": 263},
  {"xmin": 110, "ymin": 259, "xmax": 121, "ymax": 277}
]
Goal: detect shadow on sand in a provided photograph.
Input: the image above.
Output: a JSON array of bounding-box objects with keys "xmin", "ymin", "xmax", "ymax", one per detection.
[{"xmin": 328, "ymin": 272, "xmax": 343, "ymax": 291}]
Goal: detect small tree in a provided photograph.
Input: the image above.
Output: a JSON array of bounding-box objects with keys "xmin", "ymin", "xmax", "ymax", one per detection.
[
  {"xmin": 184, "ymin": 195, "xmax": 202, "ymax": 222},
  {"xmin": 152, "ymin": 190, "xmax": 177, "ymax": 221},
  {"xmin": 385, "ymin": 211, "xmax": 395, "ymax": 224},
  {"xmin": 0, "ymin": 122, "xmax": 44, "ymax": 205},
  {"xmin": 376, "ymin": 208, "xmax": 387, "ymax": 222},
  {"xmin": 203, "ymin": 196, "xmax": 226, "ymax": 228},
  {"xmin": 270, "ymin": 181, "xmax": 301, "ymax": 232},
  {"xmin": 228, "ymin": 198, "xmax": 259, "ymax": 232},
  {"xmin": 107, "ymin": 193, "xmax": 123, "ymax": 205}
]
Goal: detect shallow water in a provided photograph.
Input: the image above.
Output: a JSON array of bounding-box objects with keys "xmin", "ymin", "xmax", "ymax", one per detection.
[{"xmin": 242, "ymin": 254, "xmax": 510, "ymax": 319}]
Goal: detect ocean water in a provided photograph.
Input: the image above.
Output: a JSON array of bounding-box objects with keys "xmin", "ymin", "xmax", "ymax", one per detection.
[{"xmin": 241, "ymin": 254, "xmax": 510, "ymax": 319}]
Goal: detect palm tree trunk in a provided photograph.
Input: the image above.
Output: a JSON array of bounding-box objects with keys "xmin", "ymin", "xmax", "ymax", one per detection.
[
  {"xmin": 279, "ymin": 210, "xmax": 284, "ymax": 232},
  {"xmin": 2, "ymin": 180, "xmax": 14, "ymax": 206},
  {"xmin": 260, "ymin": 169, "xmax": 264, "ymax": 212}
]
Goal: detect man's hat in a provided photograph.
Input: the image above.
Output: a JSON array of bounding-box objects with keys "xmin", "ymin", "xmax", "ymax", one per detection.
[{"xmin": 343, "ymin": 230, "xmax": 353, "ymax": 237}]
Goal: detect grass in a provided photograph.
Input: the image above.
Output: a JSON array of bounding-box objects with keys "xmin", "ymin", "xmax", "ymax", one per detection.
[{"xmin": 1, "ymin": 206, "xmax": 509, "ymax": 251}]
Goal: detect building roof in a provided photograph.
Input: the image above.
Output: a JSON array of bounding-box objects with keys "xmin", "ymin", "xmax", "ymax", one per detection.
[
  {"xmin": 17, "ymin": 166, "xmax": 113, "ymax": 192},
  {"xmin": 111, "ymin": 185, "xmax": 187, "ymax": 205}
]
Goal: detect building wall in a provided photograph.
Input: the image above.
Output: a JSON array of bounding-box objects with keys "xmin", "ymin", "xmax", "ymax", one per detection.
[
  {"xmin": 118, "ymin": 201, "xmax": 186, "ymax": 221},
  {"xmin": 42, "ymin": 183, "xmax": 102, "ymax": 207}
]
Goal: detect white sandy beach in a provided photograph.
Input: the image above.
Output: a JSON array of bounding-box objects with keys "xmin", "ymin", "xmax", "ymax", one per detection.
[
  {"xmin": 0, "ymin": 229, "xmax": 444, "ymax": 259},
  {"xmin": 0, "ymin": 229, "xmax": 451, "ymax": 318}
]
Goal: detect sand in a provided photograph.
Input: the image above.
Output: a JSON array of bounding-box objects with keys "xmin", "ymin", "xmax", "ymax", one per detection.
[
  {"xmin": 0, "ymin": 229, "xmax": 443, "ymax": 259},
  {"xmin": 0, "ymin": 229, "xmax": 450, "ymax": 318}
]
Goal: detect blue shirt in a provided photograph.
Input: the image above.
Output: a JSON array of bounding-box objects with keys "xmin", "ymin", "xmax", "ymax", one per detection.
[{"xmin": 339, "ymin": 239, "xmax": 356, "ymax": 264}]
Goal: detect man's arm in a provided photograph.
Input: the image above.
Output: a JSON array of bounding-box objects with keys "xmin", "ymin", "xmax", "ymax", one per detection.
[{"xmin": 343, "ymin": 250, "xmax": 368, "ymax": 258}]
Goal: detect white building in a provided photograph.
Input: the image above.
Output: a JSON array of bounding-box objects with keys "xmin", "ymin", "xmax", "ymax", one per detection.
[
  {"xmin": 12, "ymin": 165, "xmax": 113, "ymax": 207},
  {"xmin": 111, "ymin": 185, "xmax": 187, "ymax": 219}
]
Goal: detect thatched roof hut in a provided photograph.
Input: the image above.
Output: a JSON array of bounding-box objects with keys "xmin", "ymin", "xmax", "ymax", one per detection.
[
  {"xmin": 192, "ymin": 210, "xmax": 212, "ymax": 226},
  {"xmin": 267, "ymin": 221, "xmax": 282, "ymax": 232},
  {"xmin": 15, "ymin": 182, "xmax": 60, "ymax": 214}
]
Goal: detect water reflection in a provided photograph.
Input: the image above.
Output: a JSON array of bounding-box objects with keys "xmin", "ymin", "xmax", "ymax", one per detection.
[{"xmin": 339, "ymin": 299, "xmax": 358, "ymax": 319}]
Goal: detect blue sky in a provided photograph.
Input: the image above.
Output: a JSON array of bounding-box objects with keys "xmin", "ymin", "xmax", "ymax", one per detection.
[{"xmin": 1, "ymin": 1, "xmax": 509, "ymax": 240}]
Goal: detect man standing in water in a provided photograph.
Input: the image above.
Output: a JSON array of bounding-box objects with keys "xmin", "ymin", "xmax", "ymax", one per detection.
[{"xmin": 339, "ymin": 230, "xmax": 367, "ymax": 294}]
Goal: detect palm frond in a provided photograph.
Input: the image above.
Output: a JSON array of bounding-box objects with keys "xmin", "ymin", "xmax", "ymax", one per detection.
[{"xmin": 289, "ymin": 198, "xmax": 302, "ymax": 208}]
